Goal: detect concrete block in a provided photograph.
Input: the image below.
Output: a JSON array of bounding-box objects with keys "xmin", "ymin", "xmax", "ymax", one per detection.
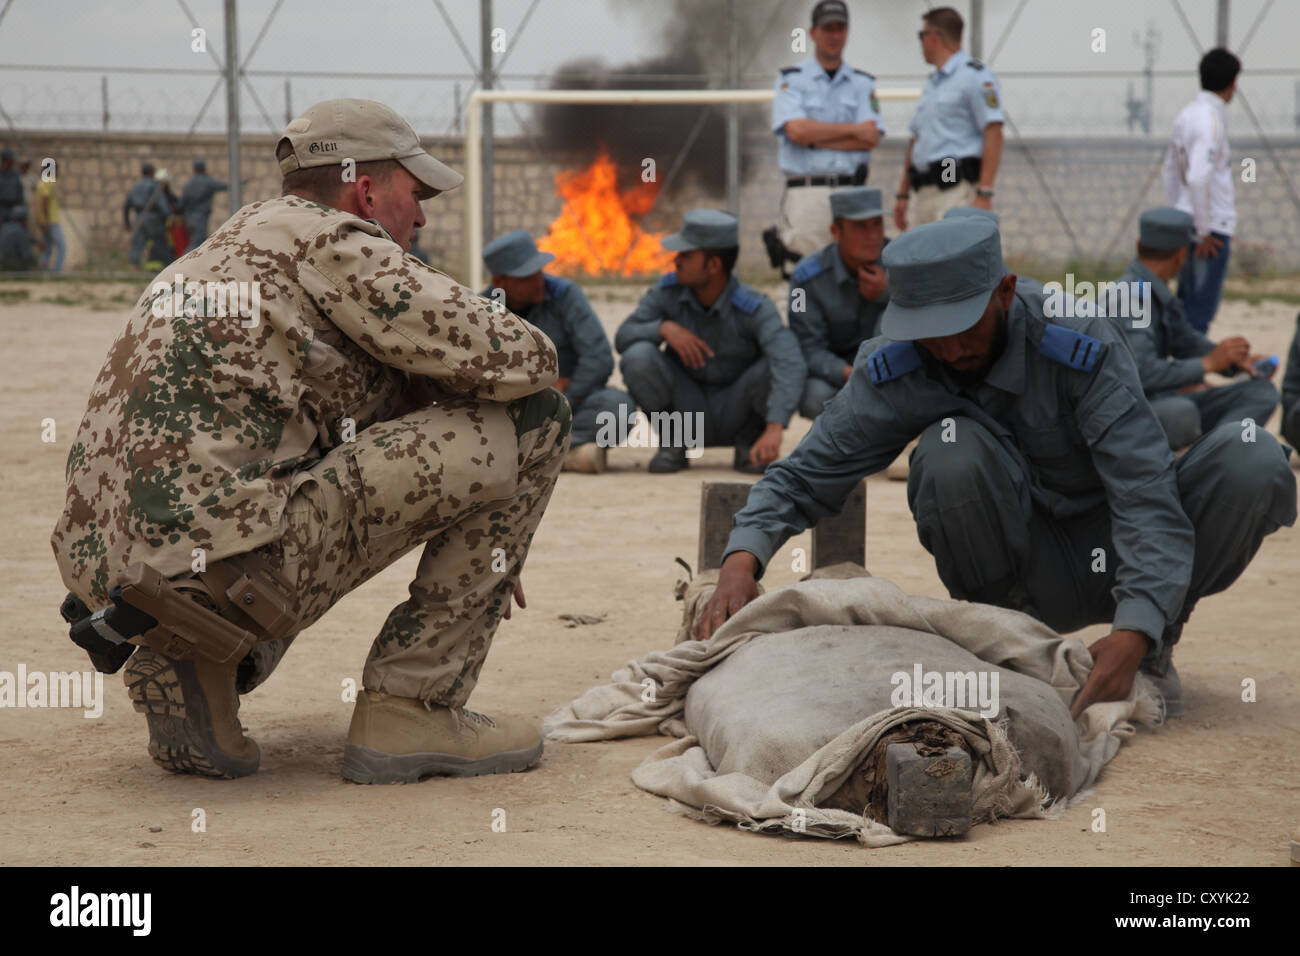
[
  {"xmin": 885, "ymin": 742, "xmax": 972, "ymax": 838},
  {"xmin": 810, "ymin": 479, "xmax": 865, "ymax": 569},
  {"xmin": 697, "ymin": 481, "xmax": 754, "ymax": 572}
]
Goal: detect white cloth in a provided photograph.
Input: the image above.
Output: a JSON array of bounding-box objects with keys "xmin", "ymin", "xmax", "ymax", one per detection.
[
  {"xmin": 545, "ymin": 576, "xmax": 1161, "ymax": 847},
  {"xmin": 1162, "ymin": 90, "xmax": 1236, "ymax": 237}
]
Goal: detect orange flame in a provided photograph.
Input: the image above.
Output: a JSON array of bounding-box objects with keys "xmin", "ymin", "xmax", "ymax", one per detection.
[{"xmin": 537, "ymin": 149, "xmax": 674, "ymax": 277}]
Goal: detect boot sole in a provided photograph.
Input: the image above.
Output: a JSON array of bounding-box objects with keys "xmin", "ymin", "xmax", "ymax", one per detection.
[
  {"xmin": 124, "ymin": 651, "xmax": 260, "ymax": 779},
  {"xmin": 340, "ymin": 740, "xmax": 543, "ymax": 784}
]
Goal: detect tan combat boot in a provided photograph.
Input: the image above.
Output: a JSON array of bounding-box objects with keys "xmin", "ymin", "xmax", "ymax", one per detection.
[
  {"xmin": 562, "ymin": 442, "xmax": 606, "ymax": 474},
  {"xmin": 341, "ymin": 690, "xmax": 543, "ymax": 784},
  {"xmin": 123, "ymin": 647, "xmax": 260, "ymax": 778}
]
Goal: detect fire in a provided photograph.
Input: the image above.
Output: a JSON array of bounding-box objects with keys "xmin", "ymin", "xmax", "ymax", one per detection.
[{"xmin": 537, "ymin": 149, "xmax": 674, "ymax": 277}]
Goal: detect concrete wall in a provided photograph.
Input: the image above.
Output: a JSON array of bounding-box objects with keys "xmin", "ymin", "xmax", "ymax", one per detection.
[{"xmin": 7, "ymin": 128, "xmax": 1300, "ymax": 277}]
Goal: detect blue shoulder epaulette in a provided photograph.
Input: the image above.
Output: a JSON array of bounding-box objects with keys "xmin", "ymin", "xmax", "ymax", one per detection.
[
  {"xmin": 780, "ymin": 65, "xmax": 800, "ymax": 75},
  {"xmin": 967, "ymin": 58, "xmax": 985, "ymax": 70},
  {"xmin": 730, "ymin": 287, "xmax": 763, "ymax": 315},
  {"xmin": 791, "ymin": 257, "xmax": 823, "ymax": 284},
  {"xmin": 853, "ymin": 68, "xmax": 875, "ymax": 80},
  {"xmin": 543, "ymin": 274, "xmax": 570, "ymax": 299},
  {"xmin": 658, "ymin": 271, "xmax": 678, "ymax": 288},
  {"xmin": 1039, "ymin": 324, "xmax": 1102, "ymax": 372},
  {"xmin": 867, "ymin": 341, "xmax": 922, "ymax": 384}
]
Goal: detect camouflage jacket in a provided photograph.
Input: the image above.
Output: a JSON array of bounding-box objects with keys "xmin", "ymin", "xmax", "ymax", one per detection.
[{"xmin": 52, "ymin": 195, "xmax": 558, "ymax": 605}]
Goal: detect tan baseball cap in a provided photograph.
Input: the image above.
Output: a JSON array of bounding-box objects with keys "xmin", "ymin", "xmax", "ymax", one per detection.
[{"xmin": 277, "ymin": 98, "xmax": 463, "ymax": 198}]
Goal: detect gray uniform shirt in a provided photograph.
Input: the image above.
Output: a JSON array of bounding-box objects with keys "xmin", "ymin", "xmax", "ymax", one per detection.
[
  {"xmin": 615, "ymin": 272, "xmax": 807, "ymax": 426},
  {"xmin": 180, "ymin": 172, "xmax": 229, "ymax": 223},
  {"xmin": 1112, "ymin": 259, "xmax": 1212, "ymax": 395},
  {"xmin": 492, "ymin": 275, "xmax": 613, "ymax": 410},
  {"xmin": 723, "ymin": 280, "xmax": 1194, "ymax": 645},
  {"xmin": 788, "ymin": 240, "xmax": 889, "ymax": 383},
  {"xmin": 124, "ymin": 177, "xmax": 154, "ymax": 224},
  {"xmin": 1284, "ymin": 314, "xmax": 1300, "ymax": 415}
]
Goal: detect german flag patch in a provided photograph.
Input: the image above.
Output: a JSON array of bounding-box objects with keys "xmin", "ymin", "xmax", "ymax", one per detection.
[{"xmin": 982, "ymin": 81, "xmax": 998, "ymax": 108}]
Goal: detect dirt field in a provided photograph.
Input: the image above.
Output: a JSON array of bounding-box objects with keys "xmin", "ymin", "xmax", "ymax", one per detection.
[{"xmin": 1, "ymin": 278, "xmax": 1297, "ymax": 867}]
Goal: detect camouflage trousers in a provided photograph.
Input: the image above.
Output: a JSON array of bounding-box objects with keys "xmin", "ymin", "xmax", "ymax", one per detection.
[{"xmin": 240, "ymin": 388, "xmax": 570, "ymax": 707}]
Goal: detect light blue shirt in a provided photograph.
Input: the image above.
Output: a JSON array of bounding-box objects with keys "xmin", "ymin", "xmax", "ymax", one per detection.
[
  {"xmin": 772, "ymin": 58, "xmax": 884, "ymax": 177},
  {"xmin": 908, "ymin": 49, "xmax": 1005, "ymax": 171}
]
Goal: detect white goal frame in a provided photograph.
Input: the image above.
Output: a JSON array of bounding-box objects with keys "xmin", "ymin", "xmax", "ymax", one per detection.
[{"xmin": 463, "ymin": 87, "xmax": 921, "ymax": 289}]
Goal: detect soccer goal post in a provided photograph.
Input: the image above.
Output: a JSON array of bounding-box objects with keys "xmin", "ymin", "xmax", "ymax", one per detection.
[{"xmin": 463, "ymin": 87, "xmax": 921, "ymax": 290}]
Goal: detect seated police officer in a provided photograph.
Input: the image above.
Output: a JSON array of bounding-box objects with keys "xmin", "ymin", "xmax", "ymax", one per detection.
[
  {"xmin": 1283, "ymin": 316, "xmax": 1300, "ymax": 457},
  {"xmin": 698, "ymin": 217, "xmax": 1296, "ymax": 721},
  {"xmin": 1108, "ymin": 207, "xmax": 1277, "ymax": 452},
  {"xmin": 483, "ymin": 230, "xmax": 634, "ymax": 473},
  {"xmin": 789, "ymin": 186, "xmax": 889, "ymax": 419},
  {"xmin": 616, "ymin": 209, "xmax": 806, "ymax": 474}
]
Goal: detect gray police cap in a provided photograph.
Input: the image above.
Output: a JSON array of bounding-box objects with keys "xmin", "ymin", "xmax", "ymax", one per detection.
[
  {"xmin": 880, "ymin": 218, "xmax": 1007, "ymax": 340},
  {"xmin": 830, "ymin": 186, "xmax": 883, "ymax": 221},
  {"xmin": 482, "ymin": 229, "xmax": 555, "ymax": 277},
  {"xmin": 1139, "ymin": 207, "xmax": 1195, "ymax": 250},
  {"xmin": 661, "ymin": 208, "xmax": 738, "ymax": 251},
  {"xmin": 943, "ymin": 205, "xmax": 999, "ymax": 226}
]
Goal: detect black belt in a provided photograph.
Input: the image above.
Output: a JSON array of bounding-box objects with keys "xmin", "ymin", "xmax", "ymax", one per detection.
[
  {"xmin": 908, "ymin": 156, "xmax": 982, "ymax": 191},
  {"xmin": 786, "ymin": 168, "xmax": 867, "ymax": 189}
]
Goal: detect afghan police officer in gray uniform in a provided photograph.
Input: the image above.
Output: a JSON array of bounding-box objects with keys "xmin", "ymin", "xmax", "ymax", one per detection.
[
  {"xmin": 771, "ymin": 0, "xmax": 884, "ymax": 259},
  {"xmin": 1110, "ymin": 207, "xmax": 1278, "ymax": 451},
  {"xmin": 0, "ymin": 204, "xmax": 37, "ymax": 270},
  {"xmin": 789, "ymin": 186, "xmax": 889, "ymax": 418},
  {"xmin": 617, "ymin": 209, "xmax": 806, "ymax": 474},
  {"xmin": 179, "ymin": 158, "xmax": 229, "ymax": 254},
  {"xmin": 482, "ymin": 229, "xmax": 634, "ymax": 474},
  {"xmin": 123, "ymin": 162, "xmax": 156, "ymax": 266},
  {"xmin": 894, "ymin": 6, "xmax": 1004, "ymax": 231},
  {"xmin": 1281, "ymin": 317, "xmax": 1300, "ymax": 456},
  {"xmin": 698, "ymin": 218, "xmax": 1295, "ymax": 720}
]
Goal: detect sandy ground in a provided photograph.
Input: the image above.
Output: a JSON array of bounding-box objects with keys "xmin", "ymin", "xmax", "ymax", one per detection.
[{"xmin": 1, "ymin": 278, "xmax": 1297, "ymax": 867}]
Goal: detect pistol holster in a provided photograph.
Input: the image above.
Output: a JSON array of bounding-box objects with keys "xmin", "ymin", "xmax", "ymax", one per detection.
[{"xmin": 63, "ymin": 553, "xmax": 299, "ymax": 675}]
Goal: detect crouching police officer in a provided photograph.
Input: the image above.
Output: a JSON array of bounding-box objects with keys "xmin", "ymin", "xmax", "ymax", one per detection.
[
  {"xmin": 789, "ymin": 186, "xmax": 889, "ymax": 419},
  {"xmin": 698, "ymin": 217, "xmax": 1295, "ymax": 720},
  {"xmin": 482, "ymin": 230, "xmax": 635, "ymax": 474}
]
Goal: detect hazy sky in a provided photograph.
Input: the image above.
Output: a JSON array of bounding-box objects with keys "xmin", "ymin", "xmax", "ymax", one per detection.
[{"xmin": 0, "ymin": 0, "xmax": 1295, "ymax": 137}]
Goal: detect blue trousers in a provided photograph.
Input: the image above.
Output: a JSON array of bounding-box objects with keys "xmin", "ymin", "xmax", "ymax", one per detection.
[
  {"xmin": 907, "ymin": 417, "xmax": 1295, "ymax": 668},
  {"xmin": 1148, "ymin": 378, "xmax": 1278, "ymax": 450},
  {"xmin": 570, "ymin": 385, "xmax": 636, "ymax": 447},
  {"xmin": 619, "ymin": 341, "xmax": 771, "ymax": 447},
  {"xmin": 798, "ymin": 375, "xmax": 841, "ymax": 420},
  {"xmin": 1177, "ymin": 232, "xmax": 1231, "ymax": 334}
]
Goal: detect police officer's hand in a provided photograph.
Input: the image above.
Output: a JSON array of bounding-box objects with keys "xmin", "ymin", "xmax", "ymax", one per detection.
[
  {"xmin": 856, "ymin": 263, "xmax": 887, "ymax": 300},
  {"xmin": 971, "ymin": 194, "xmax": 994, "ymax": 212},
  {"xmin": 1246, "ymin": 354, "xmax": 1277, "ymax": 379},
  {"xmin": 695, "ymin": 552, "xmax": 760, "ymax": 641},
  {"xmin": 660, "ymin": 320, "xmax": 715, "ymax": 369},
  {"xmin": 1194, "ymin": 234, "xmax": 1224, "ymax": 258},
  {"xmin": 749, "ymin": 423, "xmax": 784, "ymax": 467},
  {"xmin": 1069, "ymin": 628, "xmax": 1150, "ymax": 720},
  {"xmin": 503, "ymin": 580, "xmax": 526, "ymax": 620},
  {"xmin": 842, "ymin": 365, "xmax": 853, "ymax": 383},
  {"xmin": 555, "ymin": 376, "xmax": 572, "ymax": 394},
  {"xmin": 893, "ymin": 197, "xmax": 909, "ymax": 232},
  {"xmin": 1202, "ymin": 336, "xmax": 1250, "ymax": 374}
]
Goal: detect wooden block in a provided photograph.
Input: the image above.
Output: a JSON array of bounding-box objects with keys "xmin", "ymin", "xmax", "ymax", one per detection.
[
  {"xmin": 811, "ymin": 479, "xmax": 866, "ymax": 569},
  {"xmin": 698, "ymin": 481, "xmax": 754, "ymax": 571},
  {"xmin": 885, "ymin": 742, "xmax": 972, "ymax": 838}
]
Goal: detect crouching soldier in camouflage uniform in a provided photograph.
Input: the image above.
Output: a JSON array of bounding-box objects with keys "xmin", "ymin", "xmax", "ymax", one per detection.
[
  {"xmin": 788, "ymin": 186, "xmax": 889, "ymax": 418},
  {"xmin": 51, "ymin": 99, "xmax": 570, "ymax": 782},
  {"xmin": 482, "ymin": 230, "xmax": 635, "ymax": 473}
]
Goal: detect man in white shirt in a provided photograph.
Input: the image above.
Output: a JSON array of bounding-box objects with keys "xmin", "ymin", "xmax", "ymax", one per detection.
[{"xmin": 1162, "ymin": 48, "xmax": 1241, "ymax": 334}]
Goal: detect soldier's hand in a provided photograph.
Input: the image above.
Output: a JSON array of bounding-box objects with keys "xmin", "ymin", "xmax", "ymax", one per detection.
[
  {"xmin": 1069, "ymin": 628, "xmax": 1150, "ymax": 720},
  {"xmin": 749, "ymin": 423, "xmax": 784, "ymax": 467},
  {"xmin": 503, "ymin": 580, "xmax": 526, "ymax": 620},
  {"xmin": 893, "ymin": 198, "xmax": 909, "ymax": 232},
  {"xmin": 695, "ymin": 552, "xmax": 761, "ymax": 641},
  {"xmin": 856, "ymin": 263, "xmax": 887, "ymax": 300},
  {"xmin": 1203, "ymin": 336, "xmax": 1250, "ymax": 374},
  {"xmin": 660, "ymin": 320, "xmax": 714, "ymax": 369}
]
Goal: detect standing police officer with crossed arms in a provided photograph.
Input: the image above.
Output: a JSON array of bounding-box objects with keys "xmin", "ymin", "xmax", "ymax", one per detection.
[
  {"xmin": 698, "ymin": 217, "xmax": 1295, "ymax": 720},
  {"xmin": 771, "ymin": 0, "xmax": 884, "ymax": 259},
  {"xmin": 894, "ymin": 6, "xmax": 1005, "ymax": 231}
]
